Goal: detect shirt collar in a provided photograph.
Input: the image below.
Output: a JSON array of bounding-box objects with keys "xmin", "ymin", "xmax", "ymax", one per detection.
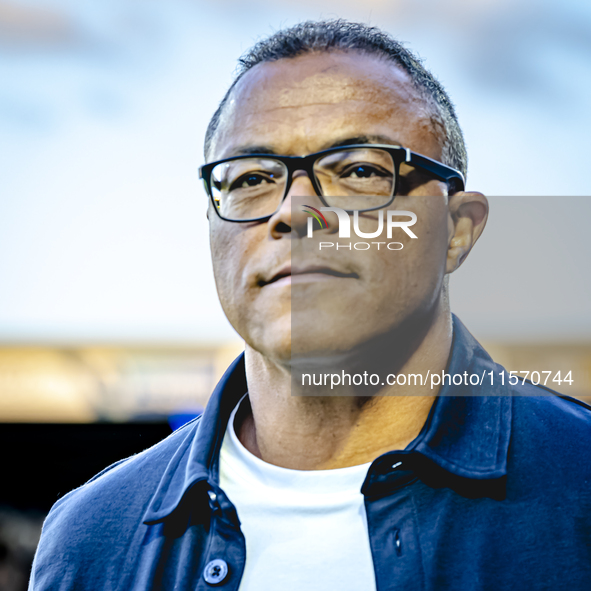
[
  {"xmin": 144, "ymin": 315, "xmax": 511, "ymax": 524},
  {"xmin": 408, "ymin": 315, "xmax": 511, "ymax": 480}
]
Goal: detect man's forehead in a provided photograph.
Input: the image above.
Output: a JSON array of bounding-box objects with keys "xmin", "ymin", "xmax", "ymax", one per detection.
[
  {"xmin": 239, "ymin": 52, "xmax": 415, "ymax": 105},
  {"xmin": 209, "ymin": 51, "xmax": 443, "ymax": 162}
]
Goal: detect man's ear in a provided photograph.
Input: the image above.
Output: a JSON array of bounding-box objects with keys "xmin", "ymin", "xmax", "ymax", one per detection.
[{"xmin": 446, "ymin": 191, "xmax": 488, "ymax": 274}]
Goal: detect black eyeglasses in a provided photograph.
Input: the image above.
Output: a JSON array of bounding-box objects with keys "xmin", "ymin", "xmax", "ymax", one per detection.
[{"xmin": 199, "ymin": 144, "xmax": 465, "ymax": 223}]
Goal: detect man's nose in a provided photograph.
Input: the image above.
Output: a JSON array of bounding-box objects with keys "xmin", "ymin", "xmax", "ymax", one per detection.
[{"xmin": 268, "ymin": 171, "xmax": 324, "ymax": 239}]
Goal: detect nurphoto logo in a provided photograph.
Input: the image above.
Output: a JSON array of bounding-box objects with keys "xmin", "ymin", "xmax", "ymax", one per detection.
[{"xmin": 302, "ymin": 205, "xmax": 418, "ymax": 251}]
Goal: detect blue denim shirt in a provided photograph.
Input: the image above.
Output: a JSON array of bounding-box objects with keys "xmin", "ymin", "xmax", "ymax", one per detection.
[{"xmin": 30, "ymin": 317, "xmax": 591, "ymax": 590}]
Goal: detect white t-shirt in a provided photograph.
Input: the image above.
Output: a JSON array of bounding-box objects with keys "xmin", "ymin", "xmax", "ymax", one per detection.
[{"xmin": 219, "ymin": 396, "xmax": 377, "ymax": 591}]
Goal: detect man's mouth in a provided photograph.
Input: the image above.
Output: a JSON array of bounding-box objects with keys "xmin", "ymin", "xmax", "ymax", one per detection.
[{"xmin": 261, "ymin": 264, "xmax": 359, "ymax": 286}]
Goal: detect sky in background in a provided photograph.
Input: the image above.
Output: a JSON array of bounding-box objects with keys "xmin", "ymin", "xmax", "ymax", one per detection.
[{"xmin": 1, "ymin": 0, "xmax": 590, "ymax": 344}]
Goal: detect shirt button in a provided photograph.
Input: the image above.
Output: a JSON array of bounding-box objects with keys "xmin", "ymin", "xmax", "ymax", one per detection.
[
  {"xmin": 203, "ymin": 559, "xmax": 229, "ymax": 586},
  {"xmin": 208, "ymin": 490, "xmax": 221, "ymax": 513}
]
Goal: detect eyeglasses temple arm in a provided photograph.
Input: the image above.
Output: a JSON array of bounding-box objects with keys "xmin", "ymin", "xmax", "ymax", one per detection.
[{"xmin": 406, "ymin": 151, "xmax": 465, "ymax": 192}]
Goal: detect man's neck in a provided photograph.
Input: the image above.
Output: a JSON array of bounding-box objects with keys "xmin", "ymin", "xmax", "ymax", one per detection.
[{"xmin": 237, "ymin": 309, "xmax": 453, "ymax": 470}]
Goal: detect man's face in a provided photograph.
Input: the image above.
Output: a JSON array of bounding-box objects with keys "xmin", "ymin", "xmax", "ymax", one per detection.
[{"xmin": 208, "ymin": 51, "xmax": 456, "ymax": 362}]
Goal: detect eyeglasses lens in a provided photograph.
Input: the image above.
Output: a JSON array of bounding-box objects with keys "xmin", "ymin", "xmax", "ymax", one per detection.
[
  {"xmin": 210, "ymin": 158, "xmax": 287, "ymax": 220},
  {"xmin": 314, "ymin": 148, "xmax": 395, "ymax": 210}
]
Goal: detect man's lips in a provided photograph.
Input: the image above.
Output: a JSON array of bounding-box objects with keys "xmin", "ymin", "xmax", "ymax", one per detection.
[{"xmin": 261, "ymin": 264, "xmax": 359, "ymax": 286}]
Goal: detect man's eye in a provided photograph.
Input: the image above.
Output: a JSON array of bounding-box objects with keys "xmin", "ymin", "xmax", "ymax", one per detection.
[
  {"xmin": 230, "ymin": 173, "xmax": 275, "ymax": 190},
  {"xmin": 341, "ymin": 164, "xmax": 386, "ymax": 179}
]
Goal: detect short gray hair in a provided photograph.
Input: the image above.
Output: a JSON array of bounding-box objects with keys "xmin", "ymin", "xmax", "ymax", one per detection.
[{"xmin": 204, "ymin": 19, "xmax": 467, "ymax": 179}]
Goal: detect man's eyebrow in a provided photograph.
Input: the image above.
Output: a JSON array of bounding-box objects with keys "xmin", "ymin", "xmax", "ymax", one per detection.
[
  {"xmin": 228, "ymin": 145, "xmax": 278, "ymax": 156},
  {"xmin": 224, "ymin": 135, "xmax": 403, "ymax": 158},
  {"xmin": 323, "ymin": 135, "xmax": 403, "ymax": 150}
]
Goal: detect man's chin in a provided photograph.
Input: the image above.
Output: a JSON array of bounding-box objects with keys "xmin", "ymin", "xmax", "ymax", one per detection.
[{"xmin": 245, "ymin": 331, "xmax": 361, "ymax": 367}]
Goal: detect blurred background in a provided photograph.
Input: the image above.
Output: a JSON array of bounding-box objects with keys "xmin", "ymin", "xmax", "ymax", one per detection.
[{"xmin": 1, "ymin": 0, "xmax": 590, "ymax": 587}]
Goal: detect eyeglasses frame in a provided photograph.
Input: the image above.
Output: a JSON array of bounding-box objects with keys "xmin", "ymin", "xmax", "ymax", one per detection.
[{"xmin": 198, "ymin": 144, "xmax": 465, "ymax": 223}]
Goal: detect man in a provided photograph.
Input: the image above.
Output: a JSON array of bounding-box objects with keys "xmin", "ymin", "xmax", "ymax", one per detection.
[{"xmin": 30, "ymin": 20, "xmax": 591, "ymax": 591}]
